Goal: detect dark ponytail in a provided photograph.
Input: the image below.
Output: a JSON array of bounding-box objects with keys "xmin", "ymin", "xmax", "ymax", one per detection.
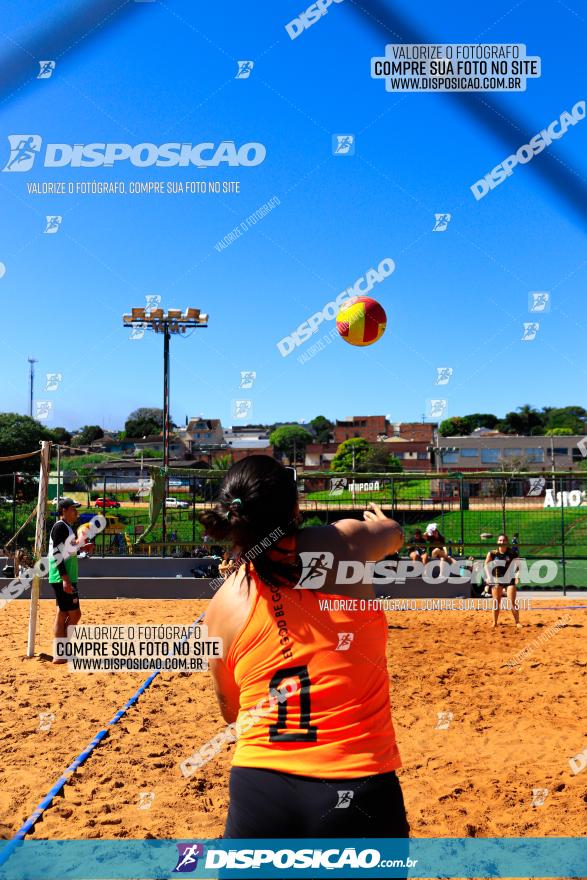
[{"xmin": 199, "ymin": 456, "xmax": 300, "ymax": 587}]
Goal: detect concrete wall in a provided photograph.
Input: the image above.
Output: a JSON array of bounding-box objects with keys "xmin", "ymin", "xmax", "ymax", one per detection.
[
  {"xmin": 3, "ymin": 577, "xmax": 471, "ymax": 601},
  {"xmin": 0, "ymin": 556, "xmax": 218, "ymax": 578},
  {"xmin": 2, "ymin": 577, "xmax": 216, "ymax": 600}
]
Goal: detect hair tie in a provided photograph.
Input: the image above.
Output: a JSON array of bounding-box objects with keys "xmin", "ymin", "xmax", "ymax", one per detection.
[{"xmin": 226, "ymin": 498, "xmax": 242, "ymax": 520}]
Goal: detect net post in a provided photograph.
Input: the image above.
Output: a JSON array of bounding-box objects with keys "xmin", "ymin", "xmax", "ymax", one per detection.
[{"xmin": 27, "ymin": 440, "xmax": 51, "ymax": 658}]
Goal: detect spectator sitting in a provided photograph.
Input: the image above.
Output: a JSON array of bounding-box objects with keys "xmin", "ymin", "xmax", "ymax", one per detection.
[
  {"xmin": 2, "ymin": 547, "xmax": 15, "ymax": 578},
  {"xmin": 424, "ymin": 523, "xmax": 455, "ymax": 565},
  {"xmin": 219, "ymin": 550, "xmax": 237, "ymax": 580},
  {"xmin": 407, "ymin": 528, "xmax": 428, "ymax": 563}
]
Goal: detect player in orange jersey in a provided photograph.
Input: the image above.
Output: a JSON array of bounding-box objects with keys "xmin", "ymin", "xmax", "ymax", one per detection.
[{"xmin": 201, "ymin": 456, "xmax": 409, "ymax": 850}]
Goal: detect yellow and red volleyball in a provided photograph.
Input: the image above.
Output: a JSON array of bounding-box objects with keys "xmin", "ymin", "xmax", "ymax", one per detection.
[
  {"xmin": 336, "ymin": 296, "xmax": 387, "ymax": 347},
  {"xmin": 77, "ymin": 522, "xmax": 93, "ymax": 545}
]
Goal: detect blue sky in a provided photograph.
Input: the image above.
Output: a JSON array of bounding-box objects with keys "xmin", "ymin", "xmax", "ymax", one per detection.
[{"xmin": 0, "ymin": 0, "xmax": 585, "ymax": 432}]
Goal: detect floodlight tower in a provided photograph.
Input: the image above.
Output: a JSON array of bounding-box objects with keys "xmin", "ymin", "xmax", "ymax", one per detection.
[{"xmin": 123, "ymin": 307, "xmax": 209, "ymax": 550}]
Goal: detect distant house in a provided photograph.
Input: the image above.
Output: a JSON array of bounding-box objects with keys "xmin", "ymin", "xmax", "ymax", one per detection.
[
  {"xmin": 133, "ymin": 434, "xmax": 189, "ymax": 459},
  {"xmin": 91, "ymin": 436, "xmax": 137, "ymax": 455},
  {"xmin": 223, "ymin": 425, "xmax": 272, "ymax": 464},
  {"xmin": 334, "ymin": 415, "xmax": 435, "ymax": 444},
  {"xmin": 304, "ymin": 443, "xmax": 339, "ymax": 470},
  {"xmin": 334, "ymin": 415, "xmax": 388, "ymax": 443},
  {"xmin": 177, "ymin": 418, "xmax": 225, "ymax": 455},
  {"xmin": 380, "ymin": 437, "xmax": 433, "ymax": 470},
  {"xmin": 92, "ymin": 457, "xmax": 213, "ymax": 490}
]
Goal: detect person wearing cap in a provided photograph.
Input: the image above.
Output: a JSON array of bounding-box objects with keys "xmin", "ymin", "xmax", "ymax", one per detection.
[
  {"xmin": 48, "ymin": 499, "xmax": 82, "ymax": 664},
  {"xmin": 425, "ymin": 523, "xmax": 455, "ymax": 565}
]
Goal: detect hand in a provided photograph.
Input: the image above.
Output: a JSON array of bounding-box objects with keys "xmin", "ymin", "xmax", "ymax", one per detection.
[
  {"xmin": 363, "ymin": 501, "xmax": 387, "ymax": 522},
  {"xmin": 62, "ymin": 577, "xmax": 73, "ymax": 594}
]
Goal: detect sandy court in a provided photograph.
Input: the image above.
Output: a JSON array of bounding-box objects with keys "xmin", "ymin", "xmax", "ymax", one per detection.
[{"xmin": 0, "ymin": 597, "xmax": 585, "ymax": 871}]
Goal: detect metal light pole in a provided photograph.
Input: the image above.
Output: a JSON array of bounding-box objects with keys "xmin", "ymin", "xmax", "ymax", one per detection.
[
  {"xmin": 28, "ymin": 357, "xmax": 37, "ymax": 417},
  {"xmin": 162, "ymin": 324, "xmax": 170, "ymax": 548},
  {"xmin": 123, "ymin": 306, "xmax": 209, "ymax": 556}
]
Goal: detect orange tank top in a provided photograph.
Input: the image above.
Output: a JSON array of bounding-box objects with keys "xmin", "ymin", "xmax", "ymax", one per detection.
[{"xmin": 226, "ymin": 551, "xmax": 401, "ymax": 778}]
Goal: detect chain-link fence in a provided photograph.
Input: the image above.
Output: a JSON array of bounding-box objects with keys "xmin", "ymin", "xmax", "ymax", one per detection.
[
  {"xmin": 3, "ymin": 468, "xmax": 586, "ymax": 587},
  {"xmin": 297, "ymin": 471, "xmax": 587, "ymax": 588}
]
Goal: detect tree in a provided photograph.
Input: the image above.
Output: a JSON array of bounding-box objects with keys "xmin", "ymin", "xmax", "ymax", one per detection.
[
  {"xmin": 439, "ymin": 414, "xmax": 499, "ymax": 436},
  {"xmin": 330, "ymin": 438, "xmax": 372, "ymax": 471},
  {"xmin": 545, "ymin": 427, "xmax": 574, "ymax": 436},
  {"xmin": 50, "ymin": 427, "xmax": 72, "ymax": 445},
  {"xmin": 125, "ymin": 408, "xmax": 168, "ymax": 438},
  {"xmin": 0, "ymin": 413, "xmax": 52, "ymax": 474},
  {"xmin": 496, "ymin": 405, "xmax": 544, "ymax": 435},
  {"xmin": 361, "ymin": 445, "xmax": 403, "ymax": 473},
  {"xmin": 269, "ymin": 426, "xmax": 313, "ymax": 463},
  {"xmin": 438, "ymin": 417, "xmax": 469, "ymax": 437},
  {"xmin": 489, "ymin": 456, "xmax": 531, "ymax": 533},
  {"xmin": 133, "ymin": 447, "xmax": 160, "ymax": 459},
  {"xmin": 211, "ymin": 454, "xmax": 232, "ymax": 470},
  {"xmin": 310, "ymin": 415, "xmax": 334, "ymax": 444},
  {"xmin": 72, "ymin": 425, "xmax": 104, "ymax": 447},
  {"xmin": 543, "ymin": 406, "xmax": 587, "ymax": 435},
  {"xmin": 461, "ymin": 413, "xmax": 499, "ymax": 433}
]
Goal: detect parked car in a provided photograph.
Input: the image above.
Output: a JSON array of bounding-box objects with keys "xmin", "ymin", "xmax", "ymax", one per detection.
[
  {"xmin": 0, "ymin": 496, "xmax": 15, "ymax": 505},
  {"xmin": 51, "ymin": 497, "xmax": 81, "ymax": 508},
  {"xmin": 95, "ymin": 497, "xmax": 120, "ymax": 509},
  {"xmin": 165, "ymin": 497, "xmax": 189, "ymax": 509}
]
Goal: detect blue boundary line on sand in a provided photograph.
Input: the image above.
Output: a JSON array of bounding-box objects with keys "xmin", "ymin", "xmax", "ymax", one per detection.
[{"xmin": 0, "ymin": 612, "xmax": 206, "ymax": 868}]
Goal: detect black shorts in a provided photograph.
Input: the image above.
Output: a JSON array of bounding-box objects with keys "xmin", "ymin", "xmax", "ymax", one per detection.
[
  {"xmin": 223, "ymin": 768, "xmax": 409, "ymax": 879},
  {"xmin": 224, "ymin": 766, "xmax": 409, "ymax": 837},
  {"xmin": 50, "ymin": 582, "xmax": 80, "ymax": 612}
]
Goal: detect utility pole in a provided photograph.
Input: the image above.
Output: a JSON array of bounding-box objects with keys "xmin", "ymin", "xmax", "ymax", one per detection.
[{"xmin": 28, "ymin": 357, "xmax": 37, "ymax": 417}]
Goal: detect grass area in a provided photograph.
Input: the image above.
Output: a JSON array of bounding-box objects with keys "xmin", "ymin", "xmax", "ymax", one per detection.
[
  {"xmin": 0, "ymin": 503, "xmax": 36, "ymax": 547},
  {"xmin": 0, "ymin": 503, "xmax": 205, "ymax": 550},
  {"xmin": 396, "ymin": 508, "xmax": 587, "ymax": 556},
  {"xmin": 306, "ymin": 478, "xmax": 432, "ymax": 503},
  {"xmin": 76, "ymin": 505, "xmax": 205, "ymax": 544},
  {"xmin": 3, "ymin": 494, "xmax": 587, "ymax": 562}
]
